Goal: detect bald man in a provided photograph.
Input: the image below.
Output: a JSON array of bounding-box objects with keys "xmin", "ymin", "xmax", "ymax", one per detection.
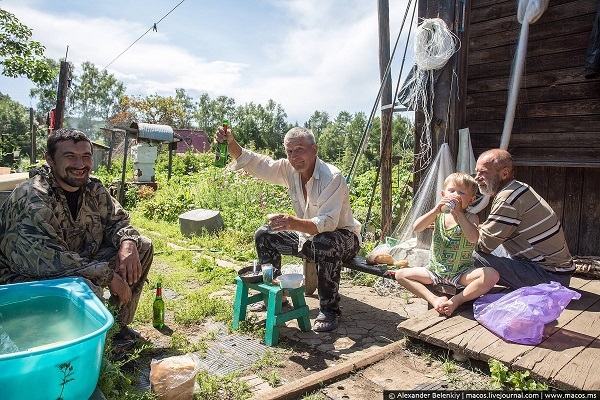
[{"xmin": 473, "ymin": 149, "xmax": 574, "ymax": 289}]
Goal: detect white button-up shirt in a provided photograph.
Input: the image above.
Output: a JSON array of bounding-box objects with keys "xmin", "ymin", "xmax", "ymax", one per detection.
[{"xmin": 232, "ymin": 148, "xmax": 362, "ymax": 250}]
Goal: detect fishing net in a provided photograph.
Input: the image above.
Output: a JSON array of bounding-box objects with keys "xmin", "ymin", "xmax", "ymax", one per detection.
[{"xmin": 398, "ymin": 18, "xmax": 459, "ymax": 169}]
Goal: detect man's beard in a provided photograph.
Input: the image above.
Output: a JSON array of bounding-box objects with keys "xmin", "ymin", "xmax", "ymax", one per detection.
[
  {"xmin": 60, "ymin": 168, "xmax": 90, "ymax": 188},
  {"xmin": 479, "ymin": 175, "xmax": 502, "ymax": 196}
]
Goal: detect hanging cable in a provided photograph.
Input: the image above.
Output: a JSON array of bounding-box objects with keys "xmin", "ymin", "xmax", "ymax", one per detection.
[
  {"xmin": 102, "ymin": 0, "xmax": 186, "ymax": 71},
  {"xmin": 346, "ymin": 0, "xmax": 416, "ymax": 189}
]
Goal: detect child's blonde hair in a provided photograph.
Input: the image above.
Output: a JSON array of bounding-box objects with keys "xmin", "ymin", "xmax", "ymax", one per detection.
[{"xmin": 444, "ymin": 172, "xmax": 478, "ymax": 196}]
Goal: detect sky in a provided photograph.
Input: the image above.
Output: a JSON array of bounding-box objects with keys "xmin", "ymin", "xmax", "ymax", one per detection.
[{"xmin": 0, "ymin": 0, "xmax": 415, "ymax": 124}]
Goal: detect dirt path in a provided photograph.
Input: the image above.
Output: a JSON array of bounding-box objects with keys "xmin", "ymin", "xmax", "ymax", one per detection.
[{"xmin": 134, "ymin": 273, "xmax": 493, "ymax": 399}]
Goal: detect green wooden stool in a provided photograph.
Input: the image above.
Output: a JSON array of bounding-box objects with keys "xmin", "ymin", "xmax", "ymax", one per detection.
[{"xmin": 232, "ymin": 276, "xmax": 311, "ymax": 346}]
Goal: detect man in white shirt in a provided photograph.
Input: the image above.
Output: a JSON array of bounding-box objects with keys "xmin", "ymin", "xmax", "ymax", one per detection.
[{"xmin": 215, "ymin": 126, "xmax": 361, "ymax": 332}]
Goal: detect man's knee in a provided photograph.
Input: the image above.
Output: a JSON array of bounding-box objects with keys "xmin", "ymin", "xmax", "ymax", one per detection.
[
  {"xmin": 139, "ymin": 236, "xmax": 154, "ymax": 270},
  {"xmin": 254, "ymin": 225, "xmax": 269, "ymax": 241}
]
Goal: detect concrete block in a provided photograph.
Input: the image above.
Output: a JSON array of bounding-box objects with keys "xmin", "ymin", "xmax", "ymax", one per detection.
[{"xmin": 179, "ymin": 209, "xmax": 224, "ymax": 236}]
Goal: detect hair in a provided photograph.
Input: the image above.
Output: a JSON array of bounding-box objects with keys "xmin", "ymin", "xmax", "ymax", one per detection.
[
  {"xmin": 47, "ymin": 128, "xmax": 92, "ymax": 159},
  {"xmin": 479, "ymin": 149, "xmax": 513, "ymax": 172},
  {"xmin": 283, "ymin": 127, "xmax": 316, "ymax": 146},
  {"xmin": 444, "ymin": 172, "xmax": 478, "ymax": 196}
]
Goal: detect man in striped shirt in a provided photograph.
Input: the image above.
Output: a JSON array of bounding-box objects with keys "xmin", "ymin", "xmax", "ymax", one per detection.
[{"xmin": 473, "ymin": 149, "xmax": 574, "ymax": 289}]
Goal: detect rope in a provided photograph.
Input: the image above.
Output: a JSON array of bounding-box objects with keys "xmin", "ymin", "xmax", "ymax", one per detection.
[
  {"xmin": 346, "ymin": 0, "xmax": 416, "ymax": 189},
  {"xmin": 414, "ymin": 18, "xmax": 459, "ymax": 71}
]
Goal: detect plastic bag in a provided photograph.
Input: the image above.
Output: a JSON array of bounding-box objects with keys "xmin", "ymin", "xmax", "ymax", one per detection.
[
  {"xmin": 473, "ymin": 281, "xmax": 581, "ymax": 345},
  {"xmin": 150, "ymin": 353, "xmax": 201, "ymax": 400}
]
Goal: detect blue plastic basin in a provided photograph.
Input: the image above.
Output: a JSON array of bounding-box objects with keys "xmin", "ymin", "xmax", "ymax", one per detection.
[{"xmin": 0, "ymin": 278, "xmax": 114, "ymax": 400}]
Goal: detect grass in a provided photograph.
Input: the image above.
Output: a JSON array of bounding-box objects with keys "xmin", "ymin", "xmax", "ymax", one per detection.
[{"xmin": 92, "ymin": 151, "xmax": 418, "ymax": 399}]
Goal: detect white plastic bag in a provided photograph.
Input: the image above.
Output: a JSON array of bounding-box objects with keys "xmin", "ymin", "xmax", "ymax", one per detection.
[{"xmin": 150, "ymin": 353, "xmax": 201, "ymax": 400}]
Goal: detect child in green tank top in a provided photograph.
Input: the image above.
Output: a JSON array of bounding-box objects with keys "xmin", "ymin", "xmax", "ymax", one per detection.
[{"xmin": 393, "ymin": 172, "xmax": 499, "ymax": 316}]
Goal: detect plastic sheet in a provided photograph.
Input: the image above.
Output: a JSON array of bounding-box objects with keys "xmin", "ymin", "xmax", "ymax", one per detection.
[{"xmin": 473, "ymin": 281, "xmax": 581, "ymax": 345}]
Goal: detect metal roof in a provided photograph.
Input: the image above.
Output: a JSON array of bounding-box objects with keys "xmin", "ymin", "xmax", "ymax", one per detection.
[{"xmin": 130, "ymin": 122, "xmax": 174, "ymax": 141}]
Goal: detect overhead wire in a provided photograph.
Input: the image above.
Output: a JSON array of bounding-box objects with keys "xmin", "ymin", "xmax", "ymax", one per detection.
[
  {"xmin": 102, "ymin": 0, "xmax": 186, "ymax": 71},
  {"xmin": 355, "ymin": 0, "xmax": 417, "ymax": 242},
  {"xmin": 346, "ymin": 0, "xmax": 416, "ymax": 190}
]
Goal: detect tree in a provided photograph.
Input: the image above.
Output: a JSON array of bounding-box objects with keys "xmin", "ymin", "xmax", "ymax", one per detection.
[
  {"xmin": 304, "ymin": 111, "xmax": 330, "ymax": 140},
  {"xmin": 193, "ymin": 94, "xmax": 236, "ymax": 134},
  {"xmin": 29, "ymin": 58, "xmax": 62, "ymax": 116},
  {"xmin": 70, "ymin": 61, "xmax": 125, "ymax": 133},
  {"xmin": 0, "ymin": 8, "xmax": 53, "ymax": 85},
  {"xmin": 0, "ymin": 93, "xmax": 30, "ymax": 167}
]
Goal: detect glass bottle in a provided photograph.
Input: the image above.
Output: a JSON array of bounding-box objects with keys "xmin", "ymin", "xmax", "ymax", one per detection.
[
  {"xmin": 214, "ymin": 119, "xmax": 229, "ymax": 167},
  {"xmin": 153, "ymin": 282, "xmax": 165, "ymax": 329}
]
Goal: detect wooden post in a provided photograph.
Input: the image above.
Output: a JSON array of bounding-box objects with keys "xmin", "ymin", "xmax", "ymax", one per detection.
[
  {"xmin": 54, "ymin": 61, "xmax": 70, "ymax": 130},
  {"xmin": 29, "ymin": 108, "xmax": 36, "ymax": 164},
  {"xmin": 414, "ymin": 0, "xmax": 463, "ymax": 188},
  {"xmin": 378, "ymin": 0, "xmax": 393, "ymax": 238}
]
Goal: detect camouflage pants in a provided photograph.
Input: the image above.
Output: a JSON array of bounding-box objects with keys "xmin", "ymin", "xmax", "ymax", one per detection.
[
  {"xmin": 254, "ymin": 226, "xmax": 360, "ymax": 315},
  {"xmin": 93, "ymin": 236, "xmax": 154, "ymax": 326}
]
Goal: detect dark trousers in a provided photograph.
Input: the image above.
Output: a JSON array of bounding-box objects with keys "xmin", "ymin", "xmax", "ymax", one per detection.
[
  {"xmin": 254, "ymin": 226, "xmax": 360, "ymax": 315},
  {"xmin": 95, "ymin": 236, "xmax": 154, "ymax": 326}
]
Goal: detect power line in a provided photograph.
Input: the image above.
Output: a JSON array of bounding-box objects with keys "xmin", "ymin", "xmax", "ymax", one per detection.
[{"xmin": 102, "ymin": 0, "xmax": 186, "ymax": 71}]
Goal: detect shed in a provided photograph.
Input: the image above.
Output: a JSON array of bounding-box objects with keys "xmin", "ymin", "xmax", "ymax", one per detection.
[
  {"xmin": 416, "ymin": 0, "xmax": 600, "ymax": 256},
  {"xmin": 173, "ymin": 129, "xmax": 211, "ymax": 154},
  {"xmin": 91, "ymin": 141, "xmax": 109, "ymax": 173}
]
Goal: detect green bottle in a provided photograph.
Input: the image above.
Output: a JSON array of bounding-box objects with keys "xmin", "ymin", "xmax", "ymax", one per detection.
[
  {"xmin": 153, "ymin": 282, "xmax": 165, "ymax": 329},
  {"xmin": 214, "ymin": 119, "xmax": 229, "ymax": 167}
]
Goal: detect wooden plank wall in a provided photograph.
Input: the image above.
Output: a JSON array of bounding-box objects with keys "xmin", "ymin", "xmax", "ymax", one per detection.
[{"xmin": 463, "ymin": 0, "xmax": 600, "ymax": 256}]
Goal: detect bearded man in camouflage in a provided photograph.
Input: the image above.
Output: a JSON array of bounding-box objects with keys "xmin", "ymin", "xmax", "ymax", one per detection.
[{"xmin": 0, "ymin": 128, "xmax": 153, "ymax": 341}]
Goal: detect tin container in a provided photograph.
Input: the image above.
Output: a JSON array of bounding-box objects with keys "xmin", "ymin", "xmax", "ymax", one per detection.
[
  {"xmin": 262, "ymin": 263, "xmax": 274, "ymax": 285},
  {"xmin": 441, "ymin": 200, "xmax": 455, "ymax": 214}
]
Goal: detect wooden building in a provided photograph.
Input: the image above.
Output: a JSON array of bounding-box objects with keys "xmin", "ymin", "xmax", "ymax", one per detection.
[{"xmin": 417, "ymin": 0, "xmax": 600, "ymax": 256}]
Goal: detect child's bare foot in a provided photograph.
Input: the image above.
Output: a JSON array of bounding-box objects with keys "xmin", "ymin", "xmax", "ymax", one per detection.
[
  {"xmin": 431, "ymin": 296, "xmax": 449, "ymax": 314},
  {"xmin": 438, "ymin": 298, "xmax": 461, "ymax": 316}
]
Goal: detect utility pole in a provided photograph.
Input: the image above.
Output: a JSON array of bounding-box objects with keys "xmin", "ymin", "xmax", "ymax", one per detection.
[
  {"xmin": 54, "ymin": 61, "xmax": 70, "ymax": 130},
  {"xmin": 29, "ymin": 108, "xmax": 37, "ymax": 164},
  {"xmin": 378, "ymin": 0, "xmax": 393, "ymax": 238}
]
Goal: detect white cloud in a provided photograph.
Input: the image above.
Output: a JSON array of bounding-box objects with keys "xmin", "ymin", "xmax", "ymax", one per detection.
[{"xmin": 2, "ymin": 0, "xmax": 413, "ymax": 123}]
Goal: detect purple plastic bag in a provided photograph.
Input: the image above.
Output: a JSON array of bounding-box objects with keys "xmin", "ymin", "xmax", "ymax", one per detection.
[{"xmin": 473, "ymin": 281, "xmax": 581, "ymax": 345}]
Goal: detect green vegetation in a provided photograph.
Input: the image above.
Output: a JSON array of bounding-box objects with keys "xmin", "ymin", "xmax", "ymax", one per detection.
[{"xmin": 489, "ymin": 359, "xmax": 549, "ymax": 390}]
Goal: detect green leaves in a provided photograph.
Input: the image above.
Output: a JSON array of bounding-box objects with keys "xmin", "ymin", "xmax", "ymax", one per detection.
[{"xmin": 0, "ymin": 9, "xmax": 54, "ymax": 85}]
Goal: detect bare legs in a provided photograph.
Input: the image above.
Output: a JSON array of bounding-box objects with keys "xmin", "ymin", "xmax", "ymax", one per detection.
[{"xmin": 395, "ymin": 267, "xmax": 499, "ymax": 316}]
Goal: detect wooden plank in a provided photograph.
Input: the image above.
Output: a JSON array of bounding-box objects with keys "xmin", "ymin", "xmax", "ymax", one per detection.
[
  {"xmin": 553, "ymin": 336, "xmax": 600, "ymax": 390},
  {"xmin": 526, "ymin": 289, "xmax": 600, "ymax": 389},
  {"xmin": 467, "ymin": 116, "xmax": 600, "ymax": 136},
  {"xmin": 397, "ymin": 308, "xmax": 448, "ymax": 336},
  {"xmin": 468, "ymin": 67, "xmax": 594, "ymax": 93},
  {"xmin": 470, "ymin": 0, "xmax": 585, "ymax": 25},
  {"xmin": 563, "ymin": 168, "xmax": 583, "ymax": 254},
  {"xmin": 467, "ymin": 82, "xmax": 600, "ymax": 108},
  {"xmin": 470, "ymin": 12, "xmax": 596, "ymax": 50},
  {"xmin": 468, "ymin": 99, "xmax": 600, "ymax": 120},
  {"xmin": 511, "ymin": 279, "xmax": 600, "ymax": 388},
  {"xmin": 450, "ymin": 278, "xmax": 592, "ymax": 366},
  {"xmin": 469, "ymin": 33, "xmax": 590, "ymax": 67},
  {"xmin": 469, "ymin": 49, "xmax": 589, "ymax": 78},
  {"xmin": 578, "ymin": 169, "xmax": 600, "ymax": 256},
  {"xmin": 416, "ymin": 308, "xmax": 480, "ymax": 349}
]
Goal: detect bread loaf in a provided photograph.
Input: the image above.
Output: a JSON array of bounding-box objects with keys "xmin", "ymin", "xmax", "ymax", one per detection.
[
  {"xmin": 394, "ymin": 259, "xmax": 410, "ymax": 268},
  {"xmin": 366, "ymin": 253, "xmax": 395, "ymax": 265}
]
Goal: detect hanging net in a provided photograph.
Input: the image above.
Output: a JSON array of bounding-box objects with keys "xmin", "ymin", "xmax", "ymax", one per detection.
[{"xmin": 398, "ymin": 18, "xmax": 459, "ymax": 170}]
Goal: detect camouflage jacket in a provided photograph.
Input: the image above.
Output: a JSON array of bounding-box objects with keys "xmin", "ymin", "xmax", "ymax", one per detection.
[{"xmin": 0, "ymin": 165, "xmax": 142, "ymax": 287}]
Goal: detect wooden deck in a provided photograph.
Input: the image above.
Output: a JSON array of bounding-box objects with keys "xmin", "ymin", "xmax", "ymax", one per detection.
[{"xmin": 397, "ymin": 275, "xmax": 600, "ymax": 390}]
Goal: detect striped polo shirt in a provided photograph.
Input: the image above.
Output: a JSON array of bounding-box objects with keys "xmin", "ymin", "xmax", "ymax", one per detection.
[{"xmin": 477, "ymin": 180, "xmax": 573, "ymax": 273}]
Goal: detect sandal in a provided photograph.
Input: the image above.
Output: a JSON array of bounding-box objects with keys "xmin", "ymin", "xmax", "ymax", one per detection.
[
  {"xmin": 113, "ymin": 325, "xmax": 143, "ymax": 341},
  {"xmin": 312, "ymin": 310, "xmax": 339, "ymax": 332},
  {"xmin": 248, "ymin": 299, "xmax": 290, "ymax": 312}
]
